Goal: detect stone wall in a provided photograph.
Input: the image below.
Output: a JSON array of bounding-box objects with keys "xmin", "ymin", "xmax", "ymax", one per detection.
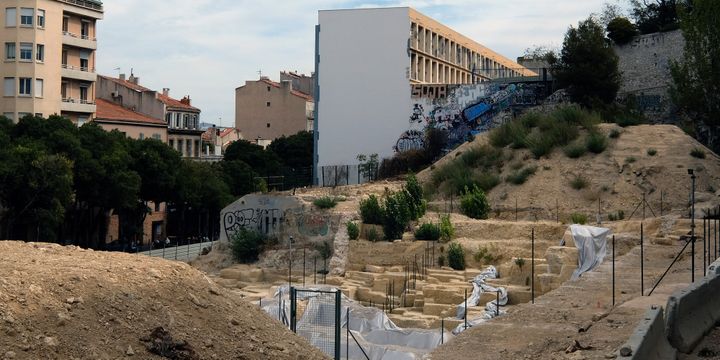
[{"xmin": 614, "ymin": 30, "xmax": 684, "ymax": 122}]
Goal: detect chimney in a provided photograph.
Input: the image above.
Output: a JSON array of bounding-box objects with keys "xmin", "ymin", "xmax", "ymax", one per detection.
[
  {"xmin": 119, "ymin": 73, "xmax": 126, "ymax": 81},
  {"xmin": 180, "ymin": 96, "xmax": 191, "ymax": 106},
  {"xmin": 129, "ymin": 74, "xmax": 139, "ymax": 85},
  {"xmin": 281, "ymin": 80, "xmax": 292, "ymax": 92},
  {"xmin": 162, "ymin": 88, "xmax": 170, "ymax": 96}
]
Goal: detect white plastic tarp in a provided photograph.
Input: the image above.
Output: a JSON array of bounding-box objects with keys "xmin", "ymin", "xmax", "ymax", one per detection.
[
  {"xmin": 453, "ymin": 266, "xmax": 508, "ymax": 334},
  {"xmin": 570, "ymin": 224, "xmax": 611, "ymax": 280}
]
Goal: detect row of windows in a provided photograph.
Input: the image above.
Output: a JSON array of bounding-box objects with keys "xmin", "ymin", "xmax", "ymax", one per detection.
[
  {"xmin": 165, "ymin": 112, "xmax": 199, "ymax": 130},
  {"xmin": 3, "ymin": 77, "xmax": 43, "ymax": 97},
  {"xmin": 168, "ymin": 138, "xmax": 201, "ymax": 157},
  {"xmin": 3, "ymin": 112, "xmax": 41, "ymax": 121},
  {"xmin": 4, "ymin": 42, "xmax": 44, "ymax": 62},
  {"xmin": 5, "ymin": 8, "xmax": 44, "ymax": 28},
  {"xmin": 138, "ymin": 133, "xmax": 162, "ymax": 141}
]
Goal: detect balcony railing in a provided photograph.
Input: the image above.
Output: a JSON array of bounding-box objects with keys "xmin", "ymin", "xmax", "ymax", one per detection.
[
  {"xmin": 58, "ymin": 0, "xmax": 103, "ymax": 11},
  {"xmin": 62, "ymin": 31, "xmax": 96, "ymax": 42},
  {"xmin": 62, "ymin": 98, "xmax": 95, "ymax": 105},
  {"xmin": 61, "ymin": 64, "xmax": 95, "ymax": 73}
]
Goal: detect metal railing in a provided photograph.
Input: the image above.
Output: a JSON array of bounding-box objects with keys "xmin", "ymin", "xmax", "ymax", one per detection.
[
  {"xmin": 62, "ymin": 98, "xmax": 95, "ymax": 105},
  {"xmin": 138, "ymin": 239, "xmax": 216, "ymax": 262},
  {"xmin": 61, "ymin": 63, "xmax": 96, "ymax": 73},
  {"xmin": 62, "ymin": 31, "xmax": 97, "ymax": 41},
  {"xmin": 58, "ymin": 0, "xmax": 103, "ymax": 11}
]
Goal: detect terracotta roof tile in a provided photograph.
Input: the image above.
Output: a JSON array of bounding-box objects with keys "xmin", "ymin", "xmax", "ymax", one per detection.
[
  {"xmin": 99, "ymin": 75, "xmax": 200, "ymax": 112},
  {"xmin": 98, "ymin": 75, "xmax": 152, "ymax": 92},
  {"xmin": 95, "ymin": 99, "xmax": 166, "ymax": 126}
]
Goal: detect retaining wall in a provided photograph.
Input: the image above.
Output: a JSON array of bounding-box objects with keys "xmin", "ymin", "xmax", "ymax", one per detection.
[{"xmin": 617, "ymin": 306, "xmax": 676, "ymax": 359}]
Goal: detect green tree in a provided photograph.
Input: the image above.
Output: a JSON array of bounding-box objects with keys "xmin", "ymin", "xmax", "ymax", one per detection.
[
  {"xmin": 607, "ymin": 17, "xmax": 639, "ymax": 45},
  {"xmin": 630, "ymin": 0, "xmax": 683, "ymax": 34},
  {"xmin": 224, "ymin": 140, "xmax": 281, "ymax": 176},
  {"xmin": 221, "ymin": 160, "xmax": 258, "ymax": 197},
  {"xmin": 550, "ymin": 17, "xmax": 621, "ymax": 107},
  {"xmin": 267, "ymin": 131, "xmax": 313, "ymax": 188},
  {"xmin": 670, "ymin": 0, "xmax": 720, "ymax": 150}
]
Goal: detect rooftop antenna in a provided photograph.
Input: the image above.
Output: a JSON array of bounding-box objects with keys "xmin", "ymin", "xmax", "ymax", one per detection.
[
  {"xmin": 258, "ymin": 69, "xmax": 263, "ymax": 78},
  {"xmin": 113, "ymin": 67, "xmax": 121, "ymax": 76},
  {"xmin": 130, "ymin": 67, "xmax": 134, "ymax": 77}
]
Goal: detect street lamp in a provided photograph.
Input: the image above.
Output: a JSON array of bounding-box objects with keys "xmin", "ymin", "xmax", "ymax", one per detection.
[
  {"xmin": 689, "ymin": 168, "xmax": 696, "ymax": 282},
  {"xmin": 288, "ymin": 235, "xmax": 294, "ymax": 288}
]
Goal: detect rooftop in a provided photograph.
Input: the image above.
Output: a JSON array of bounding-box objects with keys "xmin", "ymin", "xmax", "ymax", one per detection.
[
  {"xmin": 258, "ymin": 78, "xmax": 313, "ymax": 101},
  {"xmin": 58, "ymin": 0, "xmax": 103, "ymax": 12},
  {"xmin": 99, "ymin": 75, "xmax": 201, "ymax": 112},
  {"xmin": 95, "ymin": 99, "xmax": 166, "ymax": 126}
]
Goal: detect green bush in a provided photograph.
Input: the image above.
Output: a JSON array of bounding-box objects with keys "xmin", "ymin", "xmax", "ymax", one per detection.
[
  {"xmin": 570, "ymin": 213, "xmax": 588, "ymax": 225},
  {"xmin": 313, "ymin": 196, "xmax": 338, "ymax": 209},
  {"xmin": 404, "ymin": 174, "xmax": 426, "ymax": 221},
  {"xmin": 473, "ymin": 246, "xmax": 501, "ymax": 264},
  {"xmin": 378, "ymin": 149, "xmax": 429, "ymax": 179},
  {"xmin": 315, "ymin": 240, "xmax": 332, "ymax": 260},
  {"xmin": 439, "ymin": 214, "xmax": 454, "ymax": 242},
  {"xmin": 585, "ymin": 132, "xmax": 608, "ymax": 154},
  {"xmin": 359, "ymin": 195, "xmax": 384, "ymax": 224},
  {"xmin": 607, "ymin": 210, "xmax": 625, "ymax": 221},
  {"xmin": 366, "ymin": 227, "xmax": 380, "ymax": 242},
  {"xmin": 647, "ymin": 148, "xmax": 657, "ymax": 156},
  {"xmin": 346, "ymin": 222, "xmax": 359, "ymax": 240},
  {"xmin": 460, "ymin": 185, "xmax": 491, "ymax": 220},
  {"xmin": 230, "ymin": 228, "xmax": 266, "ymax": 263},
  {"xmin": 609, "ymin": 129, "xmax": 621, "ymax": 139},
  {"xmin": 447, "ymin": 242, "xmax": 466, "ymax": 270},
  {"xmin": 514, "ymin": 257, "xmax": 526, "ymax": 270},
  {"xmin": 520, "ymin": 112, "xmax": 543, "ymax": 128},
  {"xmin": 430, "ymin": 145, "xmax": 504, "ymax": 197},
  {"xmin": 382, "ymin": 191, "xmax": 411, "ymax": 240},
  {"xmin": 625, "ymin": 156, "xmax": 637, "ymax": 164},
  {"xmin": 563, "ymin": 142, "xmax": 587, "ymax": 158},
  {"xmin": 607, "ymin": 17, "xmax": 638, "ymax": 45},
  {"xmin": 506, "ymin": 166, "xmax": 537, "ymax": 185},
  {"xmin": 414, "ymin": 222, "xmax": 441, "ymax": 241},
  {"xmin": 690, "ymin": 147, "xmax": 706, "ymax": 159},
  {"xmin": 570, "ymin": 175, "xmax": 589, "ymax": 190},
  {"xmin": 489, "ymin": 121, "xmax": 529, "ymax": 149},
  {"xmin": 525, "ymin": 132, "xmax": 556, "ymax": 159},
  {"xmin": 437, "ymin": 255, "xmax": 446, "ymax": 267}
]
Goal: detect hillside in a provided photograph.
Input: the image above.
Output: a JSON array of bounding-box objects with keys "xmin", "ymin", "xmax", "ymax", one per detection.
[
  {"xmin": 0, "ymin": 241, "xmax": 328, "ymax": 360},
  {"xmin": 419, "ymin": 124, "xmax": 720, "ymax": 221}
]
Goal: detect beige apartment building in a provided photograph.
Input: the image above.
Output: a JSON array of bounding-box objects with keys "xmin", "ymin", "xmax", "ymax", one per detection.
[
  {"xmin": 94, "ymin": 98, "xmax": 167, "ymax": 141},
  {"xmin": 0, "ymin": 0, "xmax": 102, "ymax": 124},
  {"xmin": 97, "ymin": 74, "xmax": 204, "ymax": 158},
  {"xmin": 235, "ymin": 77, "xmax": 313, "ymax": 143},
  {"xmin": 408, "ymin": 8, "xmax": 535, "ymax": 84}
]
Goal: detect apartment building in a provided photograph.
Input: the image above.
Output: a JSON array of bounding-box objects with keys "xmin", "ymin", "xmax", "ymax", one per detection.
[
  {"xmin": 97, "ymin": 74, "xmax": 204, "ymax": 158},
  {"xmin": 280, "ymin": 71, "xmax": 315, "ymax": 98},
  {"xmin": 94, "ymin": 98, "xmax": 167, "ymax": 141},
  {"xmin": 235, "ymin": 77, "xmax": 313, "ymax": 143},
  {"xmin": 315, "ymin": 7, "xmax": 534, "ymax": 184},
  {"xmin": 0, "ymin": 0, "xmax": 103, "ymax": 124}
]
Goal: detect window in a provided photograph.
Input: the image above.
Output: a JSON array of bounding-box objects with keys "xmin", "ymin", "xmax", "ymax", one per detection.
[
  {"xmin": 169, "ymin": 139, "xmax": 174, "ymax": 149},
  {"xmin": 3, "ymin": 112, "xmax": 13, "ymax": 121},
  {"xmin": 177, "ymin": 139, "xmax": 183, "ymax": 152},
  {"xmin": 79, "ymin": 86, "xmax": 88, "ymax": 102},
  {"xmin": 77, "ymin": 116, "xmax": 87, "ymax": 127},
  {"xmin": 183, "ymin": 114, "xmax": 189, "ymax": 128},
  {"xmin": 152, "ymin": 133, "xmax": 161, "ymax": 140},
  {"xmin": 34, "ymin": 113, "xmax": 42, "ymax": 117},
  {"xmin": 62, "ymin": 16, "xmax": 68, "ymax": 32},
  {"xmin": 165, "ymin": 113, "xmax": 171, "ymax": 124},
  {"xmin": 5, "ymin": 42, "xmax": 14, "ymax": 60},
  {"xmin": 79, "ymin": 51, "xmax": 89, "ymax": 70},
  {"xmin": 20, "ymin": 8, "xmax": 32, "ymax": 26},
  {"xmin": 266, "ymin": 123, "xmax": 271, "ymax": 128},
  {"xmin": 34, "ymin": 79, "xmax": 42, "ymax": 97},
  {"xmin": 35, "ymin": 44, "xmax": 43, "ymax": 62},
  {"xmin": 61, "ymin": 50, "xmax": 67, "ymax": 67},
  {"xmin": 139, "ymin": 133, "xmax": 144, "ymax": 140},
  {"xmin": 266, "ymin": 101, "xmax": 271, "ymax": 107},
  {"xmin": 4, "ymin": 77, "xmax": 14, "ymax": 96},
  {"xmin": 36, "ymin": 9, "xmax": 44, "ymax": 28},
  {"xmin": 5, "ymin": 8, "xmax": 16, "ymax": 27},
  {"xmin": 186, "ymin": 140, "xmax": 191, "ymax": 156},
  {"xmin": 18, "ymin": 112, "xmax": 30, "ymax": 120},
  {"xmin": 194, "ymin": 140, "xmax": 199, "ymax": 157},
  {"xmin": 154, "ymin": 202, "xmax": 160, "ymax": 212},
  {"xmin": 60, "ymin": 82, "xmax": 67, "ymax": 99},
  {"xmin": 19, "ymin": 43, "xmax": 31, "ymax": 61},
  {"xmin": 81, "ymin": 20, "xmax": 89, "ymax": 38},
  {"xmin": 18, "ymin": 77, "xmax": 31, "ymax": 96},
  {"xmin": 267, "ymin": 86, "xmax": 271, "ymax": 92}
]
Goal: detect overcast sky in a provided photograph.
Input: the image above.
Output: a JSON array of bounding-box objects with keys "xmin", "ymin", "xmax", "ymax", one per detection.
[{"xmin": 97, "ymin": 0, "xmax": 625, "ymax": 127}]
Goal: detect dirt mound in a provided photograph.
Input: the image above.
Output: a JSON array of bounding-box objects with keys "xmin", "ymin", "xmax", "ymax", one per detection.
[
  {"xmin": 0, "ymin": 241, "xmax": 328, "ymax": 360},
  {"xmin": 419, "ymin": 124, "xmax": 720, "ymax": 220}
]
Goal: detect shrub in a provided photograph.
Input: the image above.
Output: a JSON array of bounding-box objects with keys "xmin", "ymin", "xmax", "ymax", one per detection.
[
  {"xmin": 315, "ymin": 240, "xmax": 332, "ymax": 260},
  {"xmin": 563, "ymin": 143, "xmax": 586, "ymax": 158},
  {"xmin": 625, "ymin": 156, "xmax": 637, "ymax": 164},
  {"xmin": 231, "ymin": 228, "xmax": 266, "ymax": 263},
  {"xmin": 609, "ymin": 129, "xmax": 621, "ymax": 139},
  {"xmin": 585, "ymin": 132, "xmax": 608, "ymax": 154},
  {"xmin": 378, "ymin": 150, "xmax": 429, "ymax": 179},
  {"xmin": 525, "ymin": 132, "xmax": 555, "ymax": 159},
  {"xmin": 366, "ymin": 227, "xmax": 380, "ymax": 242},
  {"xmin": 570, "ymin": 213, "xmax": 588, "ymax": 225},
  {"xmin": 360, "ymin": 195, "xmax": 384, "ymax": 224},
  {"xmin": 460, "ymin": 185, "xmax": 491, "ymax": 220},
  {"xmin": 437, "ymin": 255, "xmax": 446, "ymax": 267},
  {"xmin": 313, "ymin": 196, "xmax": 338, "ymax": 209},
  {"xmin": 520, "ymin": 112, "xmax": 543, "ymax": 128},
  {"xmin": 439, "ymin": 214, "xmax": 454, "ymax": 242},
  {"xmin": 607, "ymin": 210, "xmax": 625, "ymax": 221},
  {"xmin": 447, "ymin": 242, "xmax": 466, "ymax": 270},
  {"xmin": 489, "ymin": 121, "xmax": 528, "ymax": 148},
  {"xmin": 382, "ymin": 191, "xmax": 411, "ymax": 240},
  {"xmin": 690, "ymin": 147, "xmax": 706, "ymax": 159},
  {"xmin": 515, "ymin": 257, "xmax": 526, "ymax": 270},
  {"xmin": 647, "ymin": 148, "xmax": 657, "ymax": 156},
  {"xmin": 404, "ymin": 174, "xmax": 426, "ymax": 221},
  {"xmin": 415, "ymin": 223, "xmax": 441, "ymax": 241},
  {"xmin": 570, "ymin": 175, "xmax": 589, "ymax": 190},
  {"xmin": 506, "ymin": 166, "xmax": 537, "ymax": 185},
  {"xmin": 607, "ymin": 17, "xmax": 638, "ymax": 45},
  {"xmin": 346, "ymin": 222, "xmax": 359, "ymax": 240},
  {"xmin": 474, "ymin": 246, "xmax": 501, "ymax": 264}
]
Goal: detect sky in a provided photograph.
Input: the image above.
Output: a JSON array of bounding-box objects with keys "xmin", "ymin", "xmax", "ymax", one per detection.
[{"xmin": 97, "ymin": 0, "xmax": 624, "ymax": 127}]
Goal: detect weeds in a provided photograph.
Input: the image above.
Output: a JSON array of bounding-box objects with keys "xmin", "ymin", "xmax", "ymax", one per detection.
[
  {"xmin": 691, "ymin": 147, "xmax": 706, "ymax": 159},
  {"xmin": 506, "ymin": 166, "xmax": 538, "ymax": 185},
  {"xmin": 647, "ymin": 148, "xmax": 657, "ymax": 156},
  {"xmin": 570, "ymin": 175, "xmax": 589, "ymax": 190}
]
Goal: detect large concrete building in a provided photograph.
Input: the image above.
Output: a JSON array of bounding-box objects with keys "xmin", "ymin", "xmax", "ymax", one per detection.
[
  {"xmin": 0, "ymin": 0, "xmax": 103, "ymax": 124},
  {"xmin": 235, "ymin": 77, "xmax": 313, "ymax": 143},
  {"xmin": 97, "ymin": 74, "xmax": 204, "ymax": 158},
  {"xmin": 314, "ymin": 7, "xmax": 533, "ymax": 185}
]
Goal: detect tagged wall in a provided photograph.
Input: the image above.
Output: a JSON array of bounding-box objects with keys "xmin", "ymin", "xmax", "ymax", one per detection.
[
  {"xmin": 401, "ymin": 82, "xmax": 546, "ymax": 150},
  {"xmin": 220, "ymin": 194, "xmax": 303, "ymax": 242}
]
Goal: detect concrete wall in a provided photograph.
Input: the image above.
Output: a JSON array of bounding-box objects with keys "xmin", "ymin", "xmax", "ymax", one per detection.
[
  {"xmin": 219, "ymin": 194, "xmax": 304, "ymax": 242},
  {"xmin": 280, "ymin": 71, "xmax": 314, "ymax": 98},
  {"xmin": 96, "ymin": 77, "xmax": 165, "ymax": 120},
  {"xmin": 234, "ymin": 80, "xmax": 310, "ymax": 142},
  {"xmin": 95, "ymin": 121, "xmax": 167, "ymax": 142},
  {"xmin": 316, "ymin": 8, "xmax": 412, "ymax": 182}
]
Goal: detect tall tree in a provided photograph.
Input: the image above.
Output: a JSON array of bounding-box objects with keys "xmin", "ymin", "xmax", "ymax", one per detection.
[
  {"xmin": 670, "ymin": 0, "xmax": 720, "ymax": 150},
  {"xmin": 550, "ymin": 17, "xmax": 621, "ymax": 107},
  {"xmin": 630, "ymin": 0, "xmax": 683, "ymax": 34},
  {"xmin": 224, "ymin": 140, "xmax": 281, "ymax": 176}
]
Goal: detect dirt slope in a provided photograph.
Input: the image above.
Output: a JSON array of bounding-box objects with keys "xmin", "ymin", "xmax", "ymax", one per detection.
[
  {"xmin": 419, "ymin": 124, "xmax": 720, "ymax": 220},
  {"xmin": 0, "ymin": 241, "xmax": 328, "ymax": 360}
]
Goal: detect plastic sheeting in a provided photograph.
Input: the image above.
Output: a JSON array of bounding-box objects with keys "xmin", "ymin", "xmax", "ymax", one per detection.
[
  {"xmin": 453, "ymin": 266, "xmax": 508, "ymax": 335},
  {"xmin": 570, "ymin": 224, "xmax": 611, "ymax": 280}
]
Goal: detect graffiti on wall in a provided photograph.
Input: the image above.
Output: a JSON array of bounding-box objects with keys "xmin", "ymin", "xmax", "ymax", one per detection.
[
  {"xmin": 397, "ymin": 82, "xmax": 547, "ymax": 151},
  {"xmin": 296, "ymin": 214, "xmax": 330, "ymax": 237},
  {"xmin": 223, "ymin": 208, "xmax": 282, "ymax": 240}
]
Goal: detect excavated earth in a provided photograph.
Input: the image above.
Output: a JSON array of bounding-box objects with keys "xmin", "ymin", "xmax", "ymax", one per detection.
[{"xmin": 0, "ymin": 241, "xmax": 328, "ymax": 360}]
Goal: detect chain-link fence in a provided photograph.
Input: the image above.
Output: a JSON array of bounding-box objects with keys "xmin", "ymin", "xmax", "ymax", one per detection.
[{"xmin": 291, "ymin": 288, "xmax": 341, "ymax": 359}]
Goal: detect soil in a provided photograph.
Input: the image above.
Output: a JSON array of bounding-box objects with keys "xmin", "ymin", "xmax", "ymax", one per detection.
[{"xmin": 0, "ymin": 241, "xmax": 328, "ymax": 360}]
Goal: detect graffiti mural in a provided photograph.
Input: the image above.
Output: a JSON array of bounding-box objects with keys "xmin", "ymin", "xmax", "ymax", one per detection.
[
  {"xmin": 223, "ymin": 208, "xmax": 282, "ymax": 240},
  {"xmin": 296, "ymin": 214, "xmax": 330, "ymax": 237},
  {"xmin": 399, "ymin": 82, "xmax": 547, "ymax": 151}
]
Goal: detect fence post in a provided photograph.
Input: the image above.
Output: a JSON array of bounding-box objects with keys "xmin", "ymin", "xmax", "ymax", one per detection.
[
  {"xmin": 314, "ymin": 257, "xmax": 317, "ymax": 285},
  {"xmin": 641, "ymin": 222, "xmax": 644, "ymax": 295},
  {"xmin": 278, "ymin": 289, "xmax": 282, "ymax": 322},
  {"xmin": 464, "ymin": 288, "xmax": 468, "ymax": 329},
  {"xmin": 290, "ymin": 287, "xmax": 296, "ymax": 332},
  {"xmin": 174, "ymin": 242, "xmax": 178, "ymax": 260},
  {"xmin": 346, "ymin": 308, "xmax": 350, "ymax": 359},
  {"xmin": 335, "ymin": 290, "xmax": 341, "ymax": 360},
  {"xmin": 496, "ymin": 290, "xmax": 500, "ymax": 316},
  {"xmin": 303, "ymin": 248, "xmax": 306, "ymax": 287},
  {"xmin": 612, "ymin": 235, "xmax": 616, "ymax": 307},
  {"xmin": 441, "ymin": 318, "xmax": 444, "ymax": 344},
  {"xmin": 556, "ymin": 198, "xmax": 559, "ymax": 223},
  {"xmin": 531, "ymin": 228, "xmax": 535, "ymax": 304},
  {"xmin": 704, "ymin": 217, "xmax": 707, "ymax": 277}
]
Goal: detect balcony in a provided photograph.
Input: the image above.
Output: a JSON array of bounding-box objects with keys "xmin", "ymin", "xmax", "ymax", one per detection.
[
  {"xmin": 61, "ymin": 64, "xmax": 97, "ymax": 82},
  {"xmin": 58, "ymin": 0, "xmax": 103, "ymax": 19},
  {"xmin": 62, "ymin": 32, "xmax": 97, "ymax": 49},
  {"xmin": 61, "ymin": 98, "xmax": 96, "ymax": 114}
]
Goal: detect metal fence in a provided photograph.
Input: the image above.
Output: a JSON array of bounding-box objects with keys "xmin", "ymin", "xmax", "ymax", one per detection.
[
  {"xmin": 320, "ymin": 165, "xmax": 375, "ymax": 187},
  {"xmin": 290, "ymin": 288, "xmax": 341, "ymax": 359},
  {"xmin": 137, "ymin": 239, "xmax": 216, "ymax": 262}
]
